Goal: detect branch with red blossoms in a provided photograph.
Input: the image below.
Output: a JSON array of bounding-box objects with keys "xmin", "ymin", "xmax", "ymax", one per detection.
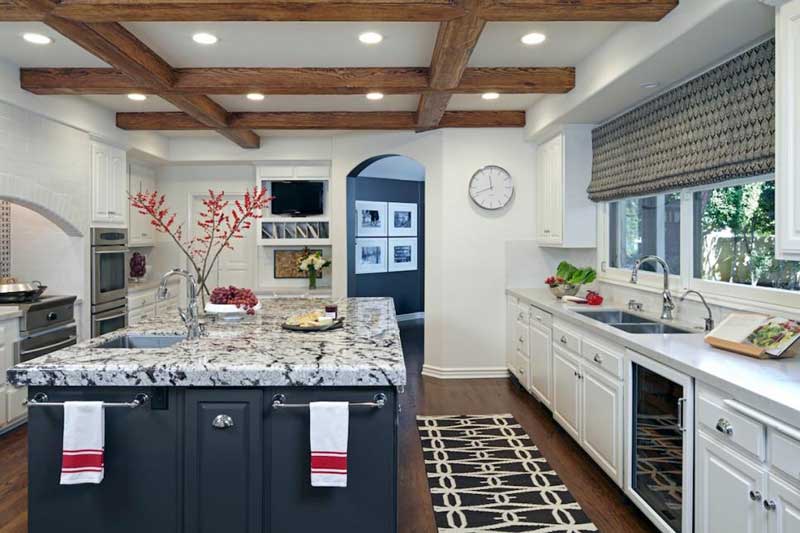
[{"xmin": 130, "ymin": 186, "xmax": 272, "ymax": 297}]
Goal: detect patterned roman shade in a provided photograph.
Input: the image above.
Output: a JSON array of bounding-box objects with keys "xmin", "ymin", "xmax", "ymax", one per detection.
[{"xmin": 588, "ymin": 38, "xmax": 775, "ymax": 202}]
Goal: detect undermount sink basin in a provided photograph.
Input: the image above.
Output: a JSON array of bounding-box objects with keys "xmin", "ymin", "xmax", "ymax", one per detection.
[
  {"xmin": 611, "ymin": 323, "xmax": 693, "ymax": 335},
  {"xmin": 96, "ymin": 335, "xmax": 186, "ymax": 349},
  {"xmin": 575, "ymin": 310, "xmax": 654, "ymax": 325}
]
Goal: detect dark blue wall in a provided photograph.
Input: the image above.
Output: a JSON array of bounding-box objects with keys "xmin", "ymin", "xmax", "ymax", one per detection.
[{"xmin": 347, "ymin": 176, "xmax": 425, "ymax": 315}]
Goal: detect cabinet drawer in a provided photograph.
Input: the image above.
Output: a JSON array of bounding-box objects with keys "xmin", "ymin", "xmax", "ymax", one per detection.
[
  {"xmin": 512, "ymin": 350, "xmax": 528, "ymax": 384},
  {"xmin": 553, "ymin": 324, "xmax": 581, "ymax": 354},
  {"xmin": 514, "ymin": 305, "xmax": 529, "ymax": 325},
  {"xmin": 529, "ymin": 305, "xmax": 553, "ymax": 328},
  {"xmin": 769, "ymin": 429, "xmax": 800, "ymax": 483},
  {"xmin": 129, "ymin": 290, "xmax": 156, "ymax": 311},
  {"xmin": 514, "ymin": 322, "xmax": 529, "ymax": 358},
  {"xmin": 697, "ymin": 386, "xmax": 765, "ymax": 460},
  {"xmin": 581, "ymin": 338, "xmax": 623, "ymax": 380}
]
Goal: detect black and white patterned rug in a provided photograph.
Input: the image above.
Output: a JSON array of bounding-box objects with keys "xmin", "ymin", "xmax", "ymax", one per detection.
[{"xmin": 417, "ymin": 414, "xmax": 600, "ymax": 532}]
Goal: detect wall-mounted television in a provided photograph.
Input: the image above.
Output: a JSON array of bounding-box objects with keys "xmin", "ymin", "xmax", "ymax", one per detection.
[{"xmin": 270, "ymin": 181, "xmax": 324, "ymax": 217}]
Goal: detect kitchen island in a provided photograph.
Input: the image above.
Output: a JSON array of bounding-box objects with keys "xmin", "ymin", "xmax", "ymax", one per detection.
[{"xmin": 6, "ymin": 297, "xmax": 406, "ymax": 533}]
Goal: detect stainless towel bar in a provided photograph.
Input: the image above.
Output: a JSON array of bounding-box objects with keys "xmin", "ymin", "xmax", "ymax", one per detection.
[
  {"xmin": 271, "ymin": 393, "xmax": 387, "ymax": 410},
  {"xmin": 23, "ymin": 392, "xmax": 150, "ymax": 409}
]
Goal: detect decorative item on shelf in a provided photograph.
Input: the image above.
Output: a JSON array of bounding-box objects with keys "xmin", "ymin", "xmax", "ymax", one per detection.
[
  {"xmin": 130, "ymin": 187, "xmax": 272, "ymax": 307},
  {"xmin": 545, "ymin": 261, "xmax": 597, "ymax": 299},
  {"xmin": 206, "ymin": 286, "xmax": 261, "ymax": 320},
  {"xmin": 129, "ymin": 252, "xmax": 146, "ymax": 282},
  {"xmin": 297, "ymin": 249, "xmax": 331, "ymax": 290}
]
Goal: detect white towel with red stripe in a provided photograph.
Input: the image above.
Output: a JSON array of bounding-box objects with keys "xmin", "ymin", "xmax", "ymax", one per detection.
[
  {"xmin": 309, "ymin": 401, "xmax": 349, "ymax": 488},
  {"xmin": 60, "ymin": 402, "xmax": 105, "ymax": 485}
]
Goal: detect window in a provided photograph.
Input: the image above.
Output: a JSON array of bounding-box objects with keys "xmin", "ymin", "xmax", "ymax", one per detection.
[
  {"xmin": 693, "ymin": 180, "xmax": 800, "ymax": 290},
  {"xmin": 609, "ymin": 192, "xmax": 681, "ymax": 275}
]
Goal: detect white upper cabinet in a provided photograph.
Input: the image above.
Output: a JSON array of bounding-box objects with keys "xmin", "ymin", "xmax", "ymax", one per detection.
[
  {"xmin": 128, "ymin": 163, "xmax": 157, "ymax": 247},
  {"xmin": 534, "ymin": 126, "xmax": 597, "ymax": 248},
  {"xmin": 776, "ymin": 0, "xmax": 800, "ymax": 260},
  {"xmin": 91, "ymin": 141, "xmax": 128, "ymax": 227}
]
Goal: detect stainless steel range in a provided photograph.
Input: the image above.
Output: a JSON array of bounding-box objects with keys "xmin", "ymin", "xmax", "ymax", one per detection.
[{"xmin": 4, "ymin": 295, "xmax": 78, "ymax": 363}]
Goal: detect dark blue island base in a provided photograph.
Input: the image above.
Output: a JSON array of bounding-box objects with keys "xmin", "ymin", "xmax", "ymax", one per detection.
[{"xmin": 26, "ymin": 386, "xmax": 398, "ymax": 533}]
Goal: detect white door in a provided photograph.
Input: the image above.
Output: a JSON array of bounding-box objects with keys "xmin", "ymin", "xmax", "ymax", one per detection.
[
  {"xmin": 129, "ymin": 164, "xmax": 156, "ymax": 245},
  {"xmin": 768, "ymin": 475, "xmax": 800, "ymax": 533},
  {"xmin": 529, "ymin": 323, "xmax": 552, "ymax": 409},
  {"xmin": 92, "ymin": 142, "xmax": 109, "ymax": 223},
  {"xmin": 695, "ymin": 432, "xmax": 767, "ymax": 533},
  {"xmin": 552, "ymin": 345, "xmax": 581, "ymax": 440},
  {"xmin": 190, "ymin": 194, "xmax": 255, "ymax": 290},
  {"xmin": 581, "ymin": 363, "xmax": 623, "ymax": 486},
  {"xmin": 108, "ymin": 148, "xmax": 127, "ymax": 224}
]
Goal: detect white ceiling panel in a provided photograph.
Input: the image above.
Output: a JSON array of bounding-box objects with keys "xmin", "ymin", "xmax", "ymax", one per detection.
[
  {"xmin": 0, "ymin": 22, "xmax": 108, "ymax": 68},
  {"xmin": 82, "ymin": 95, "xmax": 180, "ymax": 112},
  {"xmin": 470, "ymin": 22, "xmax": 623, "ymax": 67},
  {"xmin": 211, "ymin": 94, "xmax": 420, "ymax": 112},
  {"xmin": 124, "ymin": 22, "xmax": 438, "ymax": 67},
  {"xmin": 447, "ymin": 94, "xmax": 544, "ymax": 111}
]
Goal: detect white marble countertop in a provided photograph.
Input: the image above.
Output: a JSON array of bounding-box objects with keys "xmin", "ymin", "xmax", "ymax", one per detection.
[
  {"xmin": 7, "ymin": 297, "xmax": 406, "ymax": 388},
  {"xmin": 508, "ymin": 288, "xmax": 800, "ymax": 428}
]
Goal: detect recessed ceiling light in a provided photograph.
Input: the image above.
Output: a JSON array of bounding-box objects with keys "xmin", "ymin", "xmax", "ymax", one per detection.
[
  {"xmin": 366, "ymin": 92, "xmax": 384, "ymax": 101},
  {"xmin": 521, "ymin": 32, "xmax": 546, "ymax": 46},
  {"xmin": 22, "ymin": 33, "xmax": 52, "ymax": 45},
  {"xmin": 482, "ymin": 92, "xmax": 500, "ymax": 100},
  {"xmin": 641, "ymin": 82, "xmax": 660, "ymax": 89},
  {"xmin": 246, "ymin": 93, "xmax": 265, "ymax": 101},
  {"xmin": 127, "ymin": 93, "xmax": 147, "ymax": 101},
  {"xmin": 192, "ymin": 32, "xmax": 218, "ymax": 45},
  {"xmin": 358, "ymin": 32, "xmax": 384, "ymax": 45}
]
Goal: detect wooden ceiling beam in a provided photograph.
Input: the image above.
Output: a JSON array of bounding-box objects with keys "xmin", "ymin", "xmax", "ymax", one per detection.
[
  {"xmin": 20, "ymin": 67, "xmax": 575, "ymax": 95},
  {"xmin": 15, "ymin": 1, "xmax": 260, "ymax": 148},
  {"xmin": 116, "ymin": 111, "xmax": 525, "ymax": 130},
  {"xmin": 478, "ymin": 0, "xmax": 679, "ymax": 22}
]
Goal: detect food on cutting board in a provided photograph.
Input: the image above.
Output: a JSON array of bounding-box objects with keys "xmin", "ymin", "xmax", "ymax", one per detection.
[{"xmin": 285, "ymin": 310, "xmax": 333, "ymax": 328}]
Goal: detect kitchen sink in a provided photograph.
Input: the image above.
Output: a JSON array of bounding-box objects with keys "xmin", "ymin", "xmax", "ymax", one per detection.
[
  {"xmin": 610, "ymin": 323, "xmax": 693, "ymax": 335},
  {"xmin": 575, "ymin": 310, "xmax": 654, "ymax": 324},
  {"xmin": 95, "ymin": 334, "xmax": 186, "ymax": 349}
]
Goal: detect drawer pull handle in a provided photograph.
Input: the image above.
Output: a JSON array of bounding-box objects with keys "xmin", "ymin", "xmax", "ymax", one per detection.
[
  {"xmin": 764, "ymin": 499, "xmax": 777, "ymax": 511},
  {"xmin": 535, "ymin": 315, "xmax": 542, "ymax": 321},
  {"xmin": 749, "ymin": 490, "xmax": 762, "ymax": 502},
  {"xmin": 716, "ymin": 418, "xmax": 734, "ymax": 436},
  {"xmin": 593, "ymin": 354, "xmax": 603, "ymax": 364},
  {"xmin": 519, "ymin": 336, "xmax": 525, "ymax": 343},
  {"xmin": 560, "ymin": 336, "xmax": 568, "ymax": 344},
  {"xmin": 212, "ymin": 414, "xmax": 235, "ymax": 429}
]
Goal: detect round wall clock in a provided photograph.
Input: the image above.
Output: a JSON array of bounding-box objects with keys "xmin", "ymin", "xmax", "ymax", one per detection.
[{"xmin": 468, "ymin": 165, "xmax": 514, "ymax": 210}]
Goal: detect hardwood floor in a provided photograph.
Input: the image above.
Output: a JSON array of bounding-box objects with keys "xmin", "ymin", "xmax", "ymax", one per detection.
[{"xmin": 0, "ymin": 319, "xmax": 657, "ymax": 533}]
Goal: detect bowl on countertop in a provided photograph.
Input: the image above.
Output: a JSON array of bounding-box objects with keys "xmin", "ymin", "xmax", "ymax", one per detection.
[{"xmin": 549, "ymin": 284, "xmax": 580, "ymax": 299}]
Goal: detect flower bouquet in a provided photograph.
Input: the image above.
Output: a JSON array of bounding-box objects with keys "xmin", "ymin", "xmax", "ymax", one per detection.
[{"xmin": 297, "ymin": 250, "xmax": 331, "ymax": 290}]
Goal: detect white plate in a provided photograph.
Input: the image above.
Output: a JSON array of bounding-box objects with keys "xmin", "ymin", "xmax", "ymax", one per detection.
[{"xmin": 205, "ymin": 301, "xmax": 262, "ymax": 315}]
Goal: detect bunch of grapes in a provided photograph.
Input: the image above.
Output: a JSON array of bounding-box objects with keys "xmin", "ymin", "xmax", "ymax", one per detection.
[{"xmin": 210, "ymin": 286, "xmax": 259, "ymax": 315}]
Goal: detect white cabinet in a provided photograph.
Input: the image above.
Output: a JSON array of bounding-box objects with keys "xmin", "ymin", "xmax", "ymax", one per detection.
[
  {"xmin": 552, "ymin": 345, "xmax": 581, "ymax": 441},
  {"xmin": 768, "ymin": 476, "xmax": 800, "ymax": 533},
  {"xmin": 529, "ymin": 322, "xmax": 552, "ymax": 409},
  {"xmin": 91, "ymin": 141, "xmax": 127, "ymax": 226},
  {"xmin": 534, "ymin": 125, "xmax": 596, "ymax": 248},
  {"xmin": 581, "ymin": 363, "xmax": 623, "ymax": 484},
  {"xmin": 776, "ymin": 0, "xmax": 800, "ymax": 260},
  {"xmin": 129, "ymin": 162, "xmax": 157, "ymax": 247},
  {"xmin": 696, "ymin": 431, "xmax": 767, "ymax": 533},
  {"xmin": 0, "ymin": 317, "xmax": 21, "ymax": 430}
]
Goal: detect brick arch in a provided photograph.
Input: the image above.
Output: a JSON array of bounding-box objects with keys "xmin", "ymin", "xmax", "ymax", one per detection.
[{"xmin": 0, "ymin": 177, "xmax": 83, "ymax": 237}]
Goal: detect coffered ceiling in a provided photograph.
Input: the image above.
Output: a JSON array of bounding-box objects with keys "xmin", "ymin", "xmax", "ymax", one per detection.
[{"xmin": 0, "ymin": 0, "xmax": 679, "ymax": 148}]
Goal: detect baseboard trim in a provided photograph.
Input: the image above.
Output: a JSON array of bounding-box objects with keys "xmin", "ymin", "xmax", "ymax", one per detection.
[
  {"xmin": 0, "ymin": 417, "xmax": 26, "ymax": 437},
  {"xmin": 421, "ymin": 364, "xmax": 510, "ymax": 380},
  {"xmin": 397, "ymin": 312, "xmax": 425, "ymax": 322}
]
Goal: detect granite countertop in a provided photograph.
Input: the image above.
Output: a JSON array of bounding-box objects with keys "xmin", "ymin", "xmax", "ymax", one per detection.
[
  {"xmin": 508, "ymin": 288, "xmax": 800, "ymax": 428},
  {"xmin": 7, "ymin": 297, "xmax": 406, "ymax": 388}
]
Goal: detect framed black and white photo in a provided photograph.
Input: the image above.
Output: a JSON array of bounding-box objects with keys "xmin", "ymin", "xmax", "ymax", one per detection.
[
  {"xmin": 356, "ymin": 201, "xmax": 388, "ymax": 237},
  {"xmin": 388, "ymin": 202, "xmax": 417, "ymax": 237},
  {"xmin": 388, "ymin": 238, "xmax": 418, "ymax": 272},
  {"xmin": 355, "ymin": 238, "xmax": 388, "ymax": 274}
]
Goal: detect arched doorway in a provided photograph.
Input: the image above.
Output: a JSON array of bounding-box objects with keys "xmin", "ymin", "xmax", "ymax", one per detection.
[{"xmin": 346, "ymin": 155, "xmax": 425, "ymax": 319}]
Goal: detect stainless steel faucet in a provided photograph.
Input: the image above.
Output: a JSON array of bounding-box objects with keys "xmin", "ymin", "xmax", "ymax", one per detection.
[
  {"xmin": 630, "ymin": 255, "xmax": 675, "ymax": 321},
  {"xmin": 680, "ymin": 290, "xmax": 715, "ymax": 332},
  {"xmin": 159, "ymin": 269, "xmax": 203, "ymax": 340}
]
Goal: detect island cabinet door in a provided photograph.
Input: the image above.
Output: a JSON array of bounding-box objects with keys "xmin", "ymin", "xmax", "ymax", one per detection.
[
  {"xmin": 26, "ymin": 387, "xmax": 180, "ymax": 533},
  {"xmin": 267, "ymin": 388, "xmax": 398, "ymax": 533},
  {"xmin": 184, "ymin": 389, "xmax": 263, "ymax": 533}
]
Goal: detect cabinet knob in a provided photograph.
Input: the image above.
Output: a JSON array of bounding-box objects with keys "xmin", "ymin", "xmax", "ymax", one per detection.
[
  {"xmin": 593, "ymin": 354, "xmax": 603, "ymax": 364},
  {"xmin": 763, "ymin": 499, "xmax": 777, "ymax": 511},
  {"xmin": 211, "ymin": 414, "xmax": 234, "ymax": 429},
  {"xmin": 749, "ymin": 490, "xmax": 762, "ymax": 502},
  {"xmin": 716, "ymin": 418, "xmax": 734, "ymax": 436},
  {"xmin": 519, "ymin": 336, "xmax": 525, "ymax": 343},
  {"xmin": 560, "ymin": 336, "xmax": 568, "ymax": 344}
]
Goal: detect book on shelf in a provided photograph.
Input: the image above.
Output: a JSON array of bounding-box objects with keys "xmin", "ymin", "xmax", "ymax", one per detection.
[{"xmin": 705, "ymin": 312, "xmax": 800, "ymax": 359}]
